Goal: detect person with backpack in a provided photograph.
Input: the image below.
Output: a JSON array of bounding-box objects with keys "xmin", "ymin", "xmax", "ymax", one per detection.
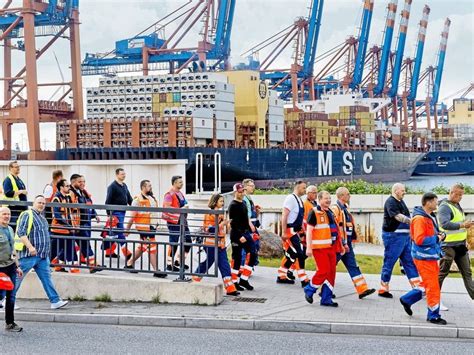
[
  {"xmin": 11, "ymin": 195, "xmax": 68, "ymax": 310},
  {"xmin": 0, "ymin": 207, "xmax": 23, "ymax": 332}
]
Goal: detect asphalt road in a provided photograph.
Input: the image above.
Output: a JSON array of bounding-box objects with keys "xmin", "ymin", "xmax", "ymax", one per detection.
[{"xmin": 1, "ymin": 322, "xmax": 473, "ymax": 354}]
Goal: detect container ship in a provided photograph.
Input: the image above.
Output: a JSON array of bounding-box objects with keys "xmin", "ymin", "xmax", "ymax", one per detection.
[
  {"xmin": 56, "ymin": 71, "xmax": 425, "ymax": 190},
  {"xmin": 414, "ymin": 98, "xmax": 474, "ymax": 176}
]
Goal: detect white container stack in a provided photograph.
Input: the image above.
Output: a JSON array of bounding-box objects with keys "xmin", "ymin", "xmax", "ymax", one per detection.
[
  {"xmin": 87, "ymin": 72, "xmax": 236, "ymax": 143},
  {"xmin": 267, "ymin": 90, "xmax": 284, "ymax": 144}
]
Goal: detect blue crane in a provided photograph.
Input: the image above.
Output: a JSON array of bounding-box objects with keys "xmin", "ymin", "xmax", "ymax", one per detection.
[
  {"xmin": 302, "ymin": 0, "xmax": 324, "ymax": 78},
  {"xmin": 408, "ymin": 5, "xmax": 430, "ymax": 102},
  {"xmin": 81, "ymin": 0, "xmax": 236, "ymax": 75},
  {"xmin": 388, "ymin": 0, "xmax": 412, "ymax": 98},
  {"xmin": 374, "ymin": 0, "xmax": 398, "ymax": 95},
  {"xmin": 350, "ymin": 0, "xmax": 374, "ymax": 89},
  {"xmin": 431, "ymin": 18, "xmax": 451, "ymax": 106}
]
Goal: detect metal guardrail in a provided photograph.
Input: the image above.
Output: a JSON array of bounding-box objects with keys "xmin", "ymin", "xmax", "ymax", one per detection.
[{"xmin": 2, "ymin": 200, "xmax": 224, "ymax": 281}]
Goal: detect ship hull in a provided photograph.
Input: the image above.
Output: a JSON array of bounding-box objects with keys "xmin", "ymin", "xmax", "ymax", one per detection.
[
  {"xmin": 57, "ymin": 148, "xmax": 424, "ymax": 190},
  {"xmin": 413, "ymin": 151, "xmax": 474, "ymax": 176}
]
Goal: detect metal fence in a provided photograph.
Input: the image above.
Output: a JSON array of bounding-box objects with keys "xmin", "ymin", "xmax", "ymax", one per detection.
[{"xmin": 2, "ymin": 200, "xmax": 224, "ymax": 281}]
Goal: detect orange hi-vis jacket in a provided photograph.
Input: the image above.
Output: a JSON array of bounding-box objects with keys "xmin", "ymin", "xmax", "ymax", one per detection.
[
  {"xmin": 203, "ymin": 213, "xmax": 226, "ymax": 249},
  {"xmin": 309, "ymin": 207, "xmax": 342, "ymax": 251},
  {"xmin": 132, "ymin": 195, "xmax": 157, "ymax": 231},
  {"xmin": 162, "ymin": 190, "xmax": 186, "ymax": 224},
  {"xmin": 331, "ymin": 201, "xmax": 355, "ymax": 245},
  {"xmin": 51, "ymin": 193, "xmax": 78, "ymax": 235}
]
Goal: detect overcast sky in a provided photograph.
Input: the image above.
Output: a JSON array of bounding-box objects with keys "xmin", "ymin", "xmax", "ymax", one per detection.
[{"xmin": 1, "ymin": 0, "xmax": 473, "ymax": 150}]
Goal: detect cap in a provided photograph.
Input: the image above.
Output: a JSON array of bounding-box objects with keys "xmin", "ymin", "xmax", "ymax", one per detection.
[{"xmin": 233, "ymin": 183, "xmax": 244, "ymax": 192}]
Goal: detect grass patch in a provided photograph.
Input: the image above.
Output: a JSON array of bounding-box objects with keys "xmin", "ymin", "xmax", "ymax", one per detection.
[
  {"xmin": 94, "ymin": 293, "xmax": 112, "ymax": 302},
  {"xmin": 151, "ymin": 294, "xmax": 161, "ymax": 304},
  {"xmin": 258, "ymin": 254, "xmax": 474, "ymax": 278},
  {"xmin": 69, "ymin": 295, "xmax": 86, "ymax": 302}
]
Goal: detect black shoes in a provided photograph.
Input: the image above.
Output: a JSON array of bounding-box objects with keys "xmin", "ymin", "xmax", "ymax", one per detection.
[
  {"xmin": 235, "ymin": 283, "xmax": 245, "ymax": 291},
  {"xmin": 321, "ymin": 302, "xmax": 338, "ymax": 308},
  {"xmin": 429, "ymin": 318, "xmax": 447, "ymax": 325},
  {"xmin": 166, "ymin": 264, "xmax": 180, "ymax": 272},
  {"xmin": 400, "ymin": 298, "xmax": 413, "ymax": 316},
  {"xmin": 359, "ymin": 288, "xmax": 376, "ymax": 299},
  {"xmin": 276, "ymin": 277, "xmax": 295, "ymax": 285},
  {"xmin": 286, "ymin": 271, "xmax": 296, "ymax": 281},
  {"xmin": 378, "ymin": 291, "xmax": 393, "ymax": 299},
  {"xmin": 153, "ymin": 272, "xmax": 168, "ymax": 278},
  {"xmin": 238, "ymin": 279, "xmax": 254, "ymax": 291},
  {"xmin": 124, "ymin": 264, "xmax": 138, "ymax": 274},
  {"xmin": 107, "ymin": 253, "xmax": 119, "ymax": 258},
  {"xmin": 226, "ymin": 291, "xmax": 241, "ymax": 296},
  {"xmin": 174, "ymin": 261, "xmax": 189, "ymax": 270}
]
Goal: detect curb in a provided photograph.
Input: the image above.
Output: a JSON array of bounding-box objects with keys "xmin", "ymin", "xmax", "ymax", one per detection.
[{"xmin": 13, "ymin": 311, "xmax": 474, "ymax": 339}]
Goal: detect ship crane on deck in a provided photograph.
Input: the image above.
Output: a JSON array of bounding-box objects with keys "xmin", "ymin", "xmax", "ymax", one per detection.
[{"xmin": 81, "ymin": 0, "xmax": 236, "ymax": 76}]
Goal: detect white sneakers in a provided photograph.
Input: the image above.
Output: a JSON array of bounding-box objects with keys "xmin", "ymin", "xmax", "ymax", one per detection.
[
  {"xmin": 440, "ymin": 301, "xmax": 449, "ymax": 311},
  {"xmin": 50, "ymin": 300, "xmax": 69, "ymax": 310}
]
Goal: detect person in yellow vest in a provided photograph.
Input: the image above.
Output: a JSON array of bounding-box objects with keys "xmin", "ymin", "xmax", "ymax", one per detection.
[
  {"xmin": 331, "ymin": 187, "xmax": 376, "ymax": 299},
  {"xmin": 50, "ymin": 179, "xmax": 80, "ymax": 273},
  {"xmin": 437, "ymin": 183, "xmax": 474, "ymax": 310},
  {"xmin": 124, "ymin": 180, "xmax": 167, "ymax": 278},
  {"xmin": 2, "ymin": 161, "xmax": 28, "ymax": 229}
]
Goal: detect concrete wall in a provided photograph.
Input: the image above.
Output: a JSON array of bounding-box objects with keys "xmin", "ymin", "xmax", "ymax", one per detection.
[{"xmin": 0, "ymin": 160, "xmax": 187, "ymax": 204}]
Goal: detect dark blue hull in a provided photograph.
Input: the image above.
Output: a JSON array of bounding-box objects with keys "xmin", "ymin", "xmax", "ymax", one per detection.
[
  {"xmin": 56, "ymin": 148, "xmax": 424, "ymax": 190},
  {"xmin": 414, "ymin": 150, "xmax": 474, "ymax": 176}
]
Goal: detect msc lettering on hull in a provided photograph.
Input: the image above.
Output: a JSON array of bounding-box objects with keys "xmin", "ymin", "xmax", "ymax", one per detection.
[{"xmin": 318, "ymin": 151, "xmax": 374, "ymax": 176}]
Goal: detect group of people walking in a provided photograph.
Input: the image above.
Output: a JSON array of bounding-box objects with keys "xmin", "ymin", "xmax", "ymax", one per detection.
[{"xmin": 0, "ymin": 159, "xmax": 473, "ymax": 332}]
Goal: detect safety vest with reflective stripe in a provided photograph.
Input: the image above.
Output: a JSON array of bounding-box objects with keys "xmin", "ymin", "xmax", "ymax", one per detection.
[
  {"xmin": 14, "ymin": 209, "xmax": 33, "ymax": 251},
  {"xmin": 2, "ymin": 175, "xmax": 20, "ymax": 202},
  {"xmin": 162, "ymin": 190, "xmax": 186, "ymax": 224},
  {"xmin": 438, "ymin": 202, "xmax": 467, "ymax": 243},
  {"xmin": 310, "ymin": 208, "xmax": 333, "ymax": 249},
  {"xmin": 331, "ymin": 202, "xmax": 354, "ymax": 243},
  {"xmin": 203, "ymin": 213, "xmax": 226, "ymax": 248},
  {"xmin": 133, "ymin": 195, "xmax": 156, "ymax": 231},
  {"xmin": 51, "ymin": 194, "xmax": 76, "ymax": 235}
]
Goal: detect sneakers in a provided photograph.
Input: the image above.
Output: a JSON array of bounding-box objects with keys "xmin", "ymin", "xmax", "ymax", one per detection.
[
  {"xmin": 400, "ymin": 298, "xmax": 413, "ymax": 316},
  {"xmin": 286, "ymin": 271, "xmax": 296, "ymax": 281},
  {"xmin": 378, "ymin": 291, "xmax": 393, "ymax": 299},
  {"xmin": 429, "ymin": 317, "xmax": 447, "ymax": 325},
  {"xmin": 51, "ymin": 300, "xmax": 69, "ymax": 310},
  {"xmin": 276, "ymin": 277, "xmax": 295, "ymax": 285},
  {"xmin": 124, "ymin": 264, "xmax": 138, "ymax": 274},
  {"xmin": 359, "ymin": 288, "xmax": 376, "ymax": 299},
  {"xmin": 440, "ymin": 302, "xmax": 449, "ymax": 311},
  {"xmin": 5, "ymin": 322, "xmax": 22, "ymax": 332},
  {"xmin": 238, "ymin": 279, "xmax": 254, "ymax": 291}
]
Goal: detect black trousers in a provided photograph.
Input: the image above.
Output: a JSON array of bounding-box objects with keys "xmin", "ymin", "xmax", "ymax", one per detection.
[{"xmin": 0, "ymin": 263, "xmax": 17, "ymax": 325}]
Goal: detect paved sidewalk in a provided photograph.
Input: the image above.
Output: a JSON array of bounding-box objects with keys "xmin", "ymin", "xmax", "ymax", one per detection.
[{"xmin": 4, "ymin": 266, "xmax": 473, "ymax": 338}]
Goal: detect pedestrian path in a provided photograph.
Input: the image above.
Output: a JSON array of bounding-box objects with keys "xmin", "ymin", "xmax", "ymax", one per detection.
[{"xmin": 6, "ymin": 266, "xmax": 473, "ymax": 335}]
